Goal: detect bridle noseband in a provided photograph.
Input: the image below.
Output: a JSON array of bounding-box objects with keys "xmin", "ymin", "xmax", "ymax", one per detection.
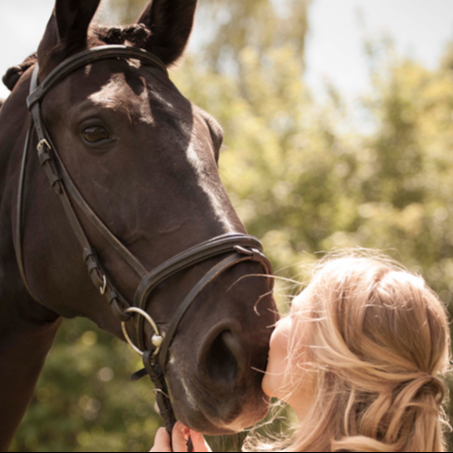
[{"xmin": 16, "ymin": 45, "xmax": 274, "ymax": 434}]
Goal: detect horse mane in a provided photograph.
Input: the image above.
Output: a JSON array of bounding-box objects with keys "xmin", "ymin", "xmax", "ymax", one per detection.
[
  {"xmin": 2, "ymin": 24, "xmax": 152, "ymax": 92},
  {"xmin": 2, "ymin": 53, "xmax": 38, "ymax": 92}
]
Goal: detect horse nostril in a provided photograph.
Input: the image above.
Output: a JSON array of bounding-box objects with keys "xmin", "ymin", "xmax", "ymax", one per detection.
[{"xmin": 203, "ymin": 330, "xmax": 246, "ymax": 386}]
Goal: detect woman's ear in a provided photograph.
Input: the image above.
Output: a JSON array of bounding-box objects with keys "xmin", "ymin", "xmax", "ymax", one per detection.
[
  {"xmin": 38, "ymin": 0, "xmax": 101, "ymax": 76},
  {"xmin": 137, "ymin": 0, "xmax": 198, "ymax": 66}
]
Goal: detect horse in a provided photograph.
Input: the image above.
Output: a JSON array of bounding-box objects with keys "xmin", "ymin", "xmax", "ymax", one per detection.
[{"xmin": 0, "ymin": 0, "xmax": 277, "ymax": 450}]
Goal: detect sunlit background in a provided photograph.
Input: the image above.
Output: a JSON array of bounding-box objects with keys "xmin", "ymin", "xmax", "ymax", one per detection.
[
  {"xmin": 1, "ymin": 0, "xmax": 453, "ymax": 451},
  {"xmin": 2, "ymin": 0, "xmax": 453, "ymax": 103}
]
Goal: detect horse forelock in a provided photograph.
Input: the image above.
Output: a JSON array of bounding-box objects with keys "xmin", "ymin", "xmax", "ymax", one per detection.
[{"xmin": 93, "ymin": 23, "xmax": 152, "ymax": 48}]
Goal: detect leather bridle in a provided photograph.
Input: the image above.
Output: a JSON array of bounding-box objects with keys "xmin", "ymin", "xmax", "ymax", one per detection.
[{"xmin": 15, "ymin": 45, "xmax": 274, "ymax": 434}]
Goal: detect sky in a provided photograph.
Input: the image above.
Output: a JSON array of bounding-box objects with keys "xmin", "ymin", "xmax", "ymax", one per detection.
[
  {"xmin": 305, "ymin": 0, "xmax": 453, "ymax": 101},
  {"xmin": 0, "ymin": 0, "xmax": 453, "ymax": 101}
]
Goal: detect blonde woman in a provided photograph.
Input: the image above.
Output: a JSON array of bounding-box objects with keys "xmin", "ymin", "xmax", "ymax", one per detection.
[{"xmin": 152, "ymin": 254, "xmax": 452, "ymax": 452}]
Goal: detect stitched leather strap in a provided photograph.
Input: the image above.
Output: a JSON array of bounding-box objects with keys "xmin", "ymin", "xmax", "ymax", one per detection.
[
  {"xmin": 135, "ymin": 234, "xmax": 271, "ymax": 309},
  {"xmin": 134, "ymin": 234, "xmax": 273, "ymax": 355},
  {"xmin": 15, "ymin": 120, "xmax": 36, "ymax": 301},
  {"xmin": 53, "ymin": 141, "xmax": 149, "ymax": 278},
  {"xmin": 157, "ymin": 251, "xmax": 272, "ymax": 372},
  {"xmin": 142, "ymin": 350, "xmax": 177, "ymax": 435},
  {"xmin": 27, "ymin": 46, "xmax": 168, "ymax": 110}
]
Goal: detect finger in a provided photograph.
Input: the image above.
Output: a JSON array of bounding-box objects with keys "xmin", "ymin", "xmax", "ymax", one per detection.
[
  {"xmin": 189, "ymin": 430, "xmax": 212, "ymax": 453},
  {"xmin": 172, "ymin": 421, "xmax": 189, "ymax": 452},
  {"xmin": 150, "ymin": 428, "xmax": 172, "ymax": 453}
]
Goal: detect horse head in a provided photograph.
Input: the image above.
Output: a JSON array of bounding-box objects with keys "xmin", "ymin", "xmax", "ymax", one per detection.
[{"xmin": 1, "ymin": 0, "xmax": 277, "ymax": 436}]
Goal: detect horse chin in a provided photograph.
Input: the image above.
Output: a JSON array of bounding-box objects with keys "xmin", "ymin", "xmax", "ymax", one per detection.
[
  {"xmin": 177, "ymin": 406, "xmax": 271, "ymax": 436},
  {"xmin": 171, "ymin": 385, "xmax": 271, "ymax": 435}
]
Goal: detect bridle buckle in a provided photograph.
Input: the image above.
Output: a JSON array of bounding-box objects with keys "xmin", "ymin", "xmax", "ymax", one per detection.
[
  {"xmin": 99, "ymin": 275, "xmax": 107, "ymax": 295},
  {"xmin": 37, "ymin": 139, "xmax": 51, "ymax": 152},
  {"xmin": 153, "ymin": 388, "xmax": 171, "ymax": 399}
]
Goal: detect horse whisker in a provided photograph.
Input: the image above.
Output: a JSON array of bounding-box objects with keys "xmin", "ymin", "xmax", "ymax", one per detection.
[
  {"xmin": 227, "ymin": 273, "xmax": 302, "ymax": 293},
  {"xmin": 254, "ymin": 290, "xmax": 274, "ymax": 316}
]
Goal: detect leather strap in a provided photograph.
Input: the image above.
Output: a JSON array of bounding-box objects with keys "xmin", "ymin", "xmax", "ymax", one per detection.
[
  {"xmin": 136, "ymin": 234, "xmax": 272, "ymax": 357},
  {"xmin": 29, "ymin": 65, "xmax": 149, "ymax": 279},
  {"xmin": 135, "ymin": 234, "xmax": 271, "ymax": 308},
  {"xmin": 143, "ymin": 350, "xmax": 177, "ymax": 435},
  {"xmin": 15, "ymin": 120, "xmax": 37, "ymax": 301},
  {"xmin": 27, "ymin": 46, "xmax": 168, "ymax": 110},
  {"xmin": 52, "ymin": 138, "xmax": 149, "ymax": 278},
  {"xmin": 158, "ymin": 251, "xmax": 270, "ymax": 372},
  {"xmin": 15, "ymin": 65, "xmax": 43, "ymax": 302}
]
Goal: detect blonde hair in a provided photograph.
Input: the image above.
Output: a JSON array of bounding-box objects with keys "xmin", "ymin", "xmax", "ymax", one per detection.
[{"xmin": 244, "ymin": 252, "xmax": 452, "ymax": 452}]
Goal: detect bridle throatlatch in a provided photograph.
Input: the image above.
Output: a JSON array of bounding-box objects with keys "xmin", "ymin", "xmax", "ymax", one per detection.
[{"xmin": 16, "ymin": 45, "xmax": 274, "ymax": 435}]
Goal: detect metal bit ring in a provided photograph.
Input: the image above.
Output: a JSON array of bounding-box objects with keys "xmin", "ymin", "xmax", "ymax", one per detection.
[{"xmin": 121, "ymin": 307, "xmax": 163, "ymax": 358}]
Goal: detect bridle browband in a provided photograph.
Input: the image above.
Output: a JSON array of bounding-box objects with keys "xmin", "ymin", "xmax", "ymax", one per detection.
[{"xmin": 16, "ymin": 45, "xmax": 274, "ymax": 434}]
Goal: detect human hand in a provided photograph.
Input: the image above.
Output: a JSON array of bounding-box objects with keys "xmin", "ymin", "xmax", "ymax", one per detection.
[{"xmin": 150, "ymin": 421, "xmax": 211, "ymax": 452}]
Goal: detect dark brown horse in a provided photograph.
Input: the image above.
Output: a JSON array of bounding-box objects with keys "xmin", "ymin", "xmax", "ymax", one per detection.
[{"xmin": 0, "ymin": 0, "xmax": 277, "ymax": 450}]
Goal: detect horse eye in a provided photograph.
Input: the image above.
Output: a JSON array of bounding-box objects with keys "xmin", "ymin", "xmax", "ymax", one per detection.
[{"xmin": 82, "ymin": 126, "xmax": 111, "ymax": 144}]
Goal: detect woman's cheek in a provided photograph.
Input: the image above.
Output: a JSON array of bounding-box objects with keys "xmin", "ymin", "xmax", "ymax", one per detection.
[{"xmin": 262, "ymin": 318, "xmax": 292, "ymax": 398}]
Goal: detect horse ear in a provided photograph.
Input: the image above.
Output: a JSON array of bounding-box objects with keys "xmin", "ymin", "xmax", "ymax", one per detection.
[
  {"xmin": 38, "ymin": 0, "xmax": 101, "ymax": 70},
  {"xmin": 137, "ymin": 0, "xmax": 198, "ymax": 66}
]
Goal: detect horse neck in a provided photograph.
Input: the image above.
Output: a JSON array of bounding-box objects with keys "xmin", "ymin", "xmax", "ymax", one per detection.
[
  {"xmin": 0, "ymin": 296, "xmax": 62, "ymax": 451},
  {"xmin": 0, "ymin": 70, "xmax": 62, "ymax": 451},
  {"xmin": 0, "ymin": 250, "xmax": 62, "ymax": 451}
]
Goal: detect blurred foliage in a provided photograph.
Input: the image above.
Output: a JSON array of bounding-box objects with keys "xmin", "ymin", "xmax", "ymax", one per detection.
[
  {"xmin": 12, "ymin": 0, "xmax": 453, "ymax": 451},
  {"xmin": 10, "ymin": 318, "xmax": 161, "ymax": 452},
  {"xmin": 100, "ymin": 0, "xmax": 144, "ymax": 24},
  {"xmin": 195, "ymin": 0, "xmax": 310, "ymax": 72}
]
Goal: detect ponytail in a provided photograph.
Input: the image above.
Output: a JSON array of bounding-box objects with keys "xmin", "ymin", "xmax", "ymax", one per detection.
[{"xmin": 332, "ymin": 375, "xmax": 449, "ymax": 452}]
